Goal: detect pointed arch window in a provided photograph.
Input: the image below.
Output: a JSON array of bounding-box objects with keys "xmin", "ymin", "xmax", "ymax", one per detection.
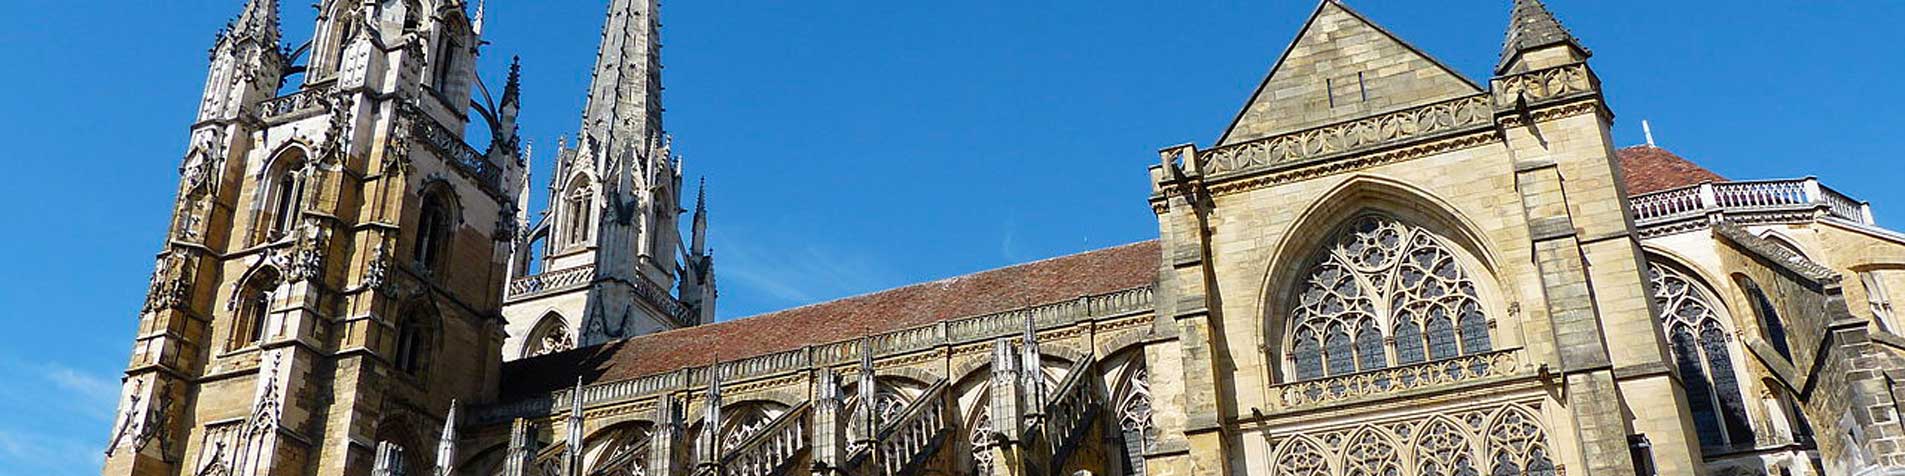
[
  {"xmin": 413, "ymin": 188, "xmax": 456, "ymax": 272},
  {"xmin": 394, "ymin": 305, "xmax": 433, "ymax": 375},
  {"xmin": 261, "ymin": 149, "xmax": 311, "ymax": 241},
  {"xmin": 565, "ymin": 183, "xmax": 594, "ymax": 246},
  {"xmin": 1113, "ymin": 363, "xmax": 1156, "ymax": 476},
  {"xmin": 1485, "ymin": 409, "xmax": 1556, "ymax": 476},
  {"xmin": 1648, "ymin": 260, "xmax": 1755, "ymax": 449},
  {"xmin": 430, "ymin": 26, "xmax": 463, "ymax": 94},
  {"xmin": 1286, "ymin": 215, "xmax": 1493, "ymax": 380},
  {"xmin": 525, "ymin": 313, "xmax": 575, "ymax": 358},
  {"xmin": 231, "ymin": 268, "xmax": 282, "ymax": 351}
]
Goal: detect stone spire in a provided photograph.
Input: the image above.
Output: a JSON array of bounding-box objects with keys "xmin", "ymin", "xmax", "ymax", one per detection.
[
  {"xmin": 225, "ymin": 0, "xmax": 281, "ymax": 47},
  {"xmin": 1497, "ymin": 0, "xmax": 1588, "ymax": 73},
  {"xmin": 578, "ymin": 0, "xmax": 665, "ymax": 156},
  {"xmin": 435, "ymin": 400, "xmax": 460, "ymax": 476},
  {"xmin": 690, "ymin": 178, "xmax": 709, "ymax": 256}
]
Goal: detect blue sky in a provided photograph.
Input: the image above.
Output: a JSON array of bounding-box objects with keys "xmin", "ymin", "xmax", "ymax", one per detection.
[{"xmin": 2, "ymin": 1, "xmax": 1901, "ymax": 474}]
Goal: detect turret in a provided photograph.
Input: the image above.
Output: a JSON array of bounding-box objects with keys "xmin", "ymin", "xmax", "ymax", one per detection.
[
  {"xmin": 1497, "ymin": 0, "xmax": 1589, "ymax": 74},
  {"xmin": 198, "ymin": 0, "xmax": 284, "ymax": 123}
]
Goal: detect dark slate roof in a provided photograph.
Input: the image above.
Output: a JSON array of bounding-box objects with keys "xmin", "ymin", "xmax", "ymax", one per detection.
[
  {"xmin": 1615, "ymin": 145, "xmax": 1728, "ymax": 195},
  {"xmin": 1498, "ymin": 0, "xmax": 1588, "ymax": 73},
  {"xmin": 499, "ymin": 240, "xmax": 1161, "ymax": 399}
]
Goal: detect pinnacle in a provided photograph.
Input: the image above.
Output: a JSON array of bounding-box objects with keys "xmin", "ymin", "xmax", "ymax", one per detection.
[
  {"xmin": 1497, "ymin": 0, "xmax": 1587, "ymax": 73},
  {"xmin": 229, "ymin": 0, "xmax": 282, "ymax": 46}
]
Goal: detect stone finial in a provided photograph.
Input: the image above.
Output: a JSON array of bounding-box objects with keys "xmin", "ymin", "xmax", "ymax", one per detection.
[
  {"xmin": 1498, "ymin": 0, "xmax": 1589, "ymax": 73},
  {"xmin": 435, "ymin": 400, "xmax": 459, "ymax": 476}
]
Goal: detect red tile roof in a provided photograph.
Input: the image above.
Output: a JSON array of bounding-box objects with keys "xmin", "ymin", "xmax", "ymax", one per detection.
[
  {"xmin": 500, "ymin": 240, "xmax": 1161, "ymax": 399},
  {"xmin": 1615, "ymin": 145, "xmax": 1727, "ymax": 195}
]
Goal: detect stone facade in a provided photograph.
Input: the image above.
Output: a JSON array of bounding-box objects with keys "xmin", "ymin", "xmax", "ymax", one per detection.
[{"xmin": 104, "ymin": 1, "xmax": 1905, "ymax": 476}]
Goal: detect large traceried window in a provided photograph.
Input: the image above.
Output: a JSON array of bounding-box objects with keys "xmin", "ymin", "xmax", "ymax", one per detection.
[
  {"xmin": 1648, "ymin": 260, "xmax": 1755, "ymax": 449},
  {"xmin": 1288, "ymin": 215, "xmax": 1492, "ymax": 380}
]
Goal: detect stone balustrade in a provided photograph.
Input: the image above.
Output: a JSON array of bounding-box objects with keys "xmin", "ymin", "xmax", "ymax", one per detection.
[
  {"xmin": 256, "ymin": 87, "xmax": 332, "ymax": 122},
  {"xmin": 1270, "ymin": 349, "xmax": 1523, "ymax": 410},
  {"xmin": 1628, "ymin": 177, "xmax": 1876, "ymax": 235},
  {"xmin": 506, "ymin": 264, "xmax": 596, "ymax": 300}
]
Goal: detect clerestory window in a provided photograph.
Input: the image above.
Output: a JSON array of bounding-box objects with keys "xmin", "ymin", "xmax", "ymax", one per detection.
[{"xmin": 1286, "ymin": 215, "xmax": 1493, "ymax": 381}]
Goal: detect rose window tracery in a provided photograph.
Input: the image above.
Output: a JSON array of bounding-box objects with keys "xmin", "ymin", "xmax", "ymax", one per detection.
[
  {"xmin": 1648, "ymin": 261, "xmax": 1755, "ymax": 449},
  {"xmin": 1289, "ymin": 215, "xmax": 1492, "ymax": 381}
]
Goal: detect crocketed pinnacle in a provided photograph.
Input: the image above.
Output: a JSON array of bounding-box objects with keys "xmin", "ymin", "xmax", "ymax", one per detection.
[{"xmin": 1498, "ymin": 0, "xmax": 1587, "ymax": 73}]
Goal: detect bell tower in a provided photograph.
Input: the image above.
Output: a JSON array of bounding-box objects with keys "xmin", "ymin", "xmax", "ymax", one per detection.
[
  {"xmin": 102, "ymin": 0, "xmax": 525, "ymax": 474},
  {"xmin": 502, "ymin": 0, "xmax": 715, "ymax": 359}
]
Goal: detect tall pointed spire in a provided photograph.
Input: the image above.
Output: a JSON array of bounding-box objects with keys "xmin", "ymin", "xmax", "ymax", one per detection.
[
  {"xmin": 435, "ymin": 399, "xmax": 460, "ymax": 476},
  {"xmin": 1498, "ymin": 0, "xmax": 1588, "ymax": 73},
  {"xmin": 227, "ymin": 0, "xmax": 282, "ymax": 47},
  {"xmin": 690, "ymin": 178, "xmax": 709, "ymax": 256},
  {"xmin": 578, "ymin": 0, "xmax": 665, "ymax": 154}
]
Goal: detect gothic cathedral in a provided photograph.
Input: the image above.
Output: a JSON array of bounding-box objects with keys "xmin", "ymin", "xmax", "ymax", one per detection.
[{"xmin": 104, "ymin": 1, "xmax": 1905, "ymax": 476}]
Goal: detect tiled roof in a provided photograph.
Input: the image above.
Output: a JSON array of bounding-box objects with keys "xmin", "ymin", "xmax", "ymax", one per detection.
[
  {"xmin": 499, "ymin": 240, "xmax": 1161, "ymax": 399},
  {"xmin": 499, "ymin": 146, "xmax": 1725, "ymax": 400},
  {"xmin": 1615, "ymin": 145, "xmax": 1727, "ymax": 195}
]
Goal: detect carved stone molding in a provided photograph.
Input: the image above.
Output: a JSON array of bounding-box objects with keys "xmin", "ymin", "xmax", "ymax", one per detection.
[
  {"xmin": 1204, "ymin": 131, "xmax": 1501, "ymax": 197},
  {"xmin": 1198, "ymin": 94, "xmax": 1494, "ymax": 177}
]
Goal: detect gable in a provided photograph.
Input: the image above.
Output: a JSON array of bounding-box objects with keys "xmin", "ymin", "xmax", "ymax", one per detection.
[{"xmin": 1218, "ymin": 1, "xmax": 1482, "ymax": 146}]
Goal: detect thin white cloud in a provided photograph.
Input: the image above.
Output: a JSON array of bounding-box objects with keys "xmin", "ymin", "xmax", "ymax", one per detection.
[
  {"xmin": 42, "ymin": 366, "xmax": 118, "ymax": 422},
  {"xmin": 0, "ymin": 429, "xmax": 104, "ymax": 476},
  {"xmin": 712, "ymin": 228, "xmax": 899, "ymax": 316}
]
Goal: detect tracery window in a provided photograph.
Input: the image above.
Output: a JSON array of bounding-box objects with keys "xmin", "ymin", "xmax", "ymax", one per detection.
[
  {"xmin": 230, "ymin": 268, "xmax": 282, "ymax": 351},
  {"xmin": 1273, "ymin": 438, "xmax": 1330, "ymax": 476},
  {"xmin": 586, "ymin": 424, "xmax": 653, "ymax": 476},
  {"xmin": 1648, "ymin": 261, "xmax": 1755, "ymax": 449},
  {"xmin": 394, "ymin": 307, "xmax": 432, "ymax": 375},
  {"xmin": 1342, "ymin": 431, "xmax": 1401, "ymax": 476},
  {"xmin": 968, "ymin": 407, "xmax": 994, "ymax": 476},
  {"xmin": 1416, "ymin": 419, "xmax": 1478, "ymax": 476},
  {"xmin": 718, "ymin": 406, "xmax": 775, "ymax": 452},
  {"xmin": 1485, "ymin": 409, "xmax": 1555, "ymax": 476},
  {"xmin": 565, "ymin": 183, "xmax": 594, "ymax": 246},
  {"xmin": 1288, "ymin": 215, "xmax": 1492, "ymax": 380},
  {"xmin": 413, "ymin": 189, "xmax": 455, "ymax": 272},
  {"xmin": 1115, "ymin": 365, "xmax": 1156, "ymax": 476},
  {"xmin": 525, "ymin": 313, "xmax": 575, "ymax": 358},
  {"xmin": 261, "ymin": 150, "xmax": 310, "ymax": 241}
]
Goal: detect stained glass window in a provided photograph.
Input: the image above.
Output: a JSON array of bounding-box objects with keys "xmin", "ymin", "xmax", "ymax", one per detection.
[
  {"xmin": 1288, "ymin": 215, "xmax": 1492, "ymax": 380},
  {"xmin": 1648, "ymin": 261, "xmax": 1756, "ymax": 449}
]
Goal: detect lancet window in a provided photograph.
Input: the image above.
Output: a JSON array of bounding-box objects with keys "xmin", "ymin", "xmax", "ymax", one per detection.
[
  {"xmin": 1114, "ymin": 364, "xmax": 1156, "ymax": 476},
  {"xmin": 413, "ymin": 188, "xmax": 455, "ymax": 272},
  {"xmin": 1288, "ymin": 215, "xmax": 1492, "ymax": 380},
  {"xmin": 1647, "ymin": 260, "xmax": 1755, "ymax": 449},
  {"xmin": 564, "ymin": 183, "xmax": 594, "ymax": 246},
  {"xmin": 230, "ymin": 268, "xmax": 282, "ymax": 351},
  {"xmin": 394, "ymin": 305, "xmax": 433, "ymax": 375},
  {"xmin": 261, "ymin": 149, "xmax": 310, "ymax": 242}
]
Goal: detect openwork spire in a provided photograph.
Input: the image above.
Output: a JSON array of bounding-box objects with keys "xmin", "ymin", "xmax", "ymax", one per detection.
[
  {"xmin": 1498, "ymin": 0, "xmax": 1587, "ymax": 73},
  {"xmin": 226, "ymin": 0, "xmax": 282, "ymax": 47}
]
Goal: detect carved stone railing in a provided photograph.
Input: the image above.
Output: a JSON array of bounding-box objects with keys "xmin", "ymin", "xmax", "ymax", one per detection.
[
  {"xmin": 719, "ymin": 403, "xmax": 810, "ymax": 476},
  {"xmin": 1270, "ymin": 349, "xmax": 1523, "ymax": 410},
  {"xmin": 867, "ymin": 381, "xmax": 949, "ymax": 476},
  {"xmin": 257, "ymin": 87, "xmax": 333, "ymax": 121},
  {"xmin": 476, "ymin": 285, "xmax": 1156, "ymax": 424},
  {"xmin": 1490, "ymin": 62, "xmax": 1598, "ymax": 109},
  {"xmin": 506, "ymin": 264, "xmax": 596, "ymax": 300},
  {"xmin": 1044, "ymin": 356, "xmax": 1099, "ymax": 468},
  {"xmin": 1195, "ymin": 94, "xmax": 1493, "ymax": 176},
  {"xmin": 404, "ymin": 105, "xmax": 505, "ymax": 195},
  {"xmin": 1628, "ymin": 178, "xmax": 1877, "ymax": 235},
  {"xmin": 631, "ymin": 274, "xmax": 697, "ymax": 328}
]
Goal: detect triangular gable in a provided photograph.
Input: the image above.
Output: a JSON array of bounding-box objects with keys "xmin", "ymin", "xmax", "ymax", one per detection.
[{"xmin": 1217, "ymin": 1, "xmax": 1482, "ymax": 146}]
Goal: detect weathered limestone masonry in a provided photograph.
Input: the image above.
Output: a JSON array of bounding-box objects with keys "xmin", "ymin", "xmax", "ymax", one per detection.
[
  {"xmin": 107, "ymin": 1, "xmax": 1905, "ymax": 476},
  {"xmin": 104, "ymin": 0, "xmax": 524, "ymax": 475}
]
